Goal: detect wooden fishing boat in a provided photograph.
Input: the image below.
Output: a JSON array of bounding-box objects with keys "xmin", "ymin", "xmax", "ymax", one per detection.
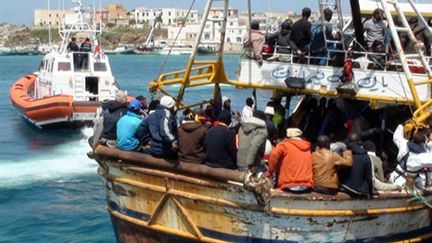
[
  {"xmin": 9, "ymin": 0, "xmax": 118, "ymax": 128},
  {"xmin": 92, "ymin": 0, "xmax": 432, "ymax": 241}
]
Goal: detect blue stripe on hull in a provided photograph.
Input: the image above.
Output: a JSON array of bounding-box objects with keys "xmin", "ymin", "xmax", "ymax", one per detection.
[{"xmin": 108, "ymin": 201, "xmax": 432, "ymax": 242}]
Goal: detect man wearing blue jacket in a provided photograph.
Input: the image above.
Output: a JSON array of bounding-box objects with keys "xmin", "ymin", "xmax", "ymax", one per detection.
[
  {"xmin": 137, "ymin": 96, "xmax": 178, "ymax": 158},
  {"xmin": 116, "ymin": 99, "xmax": 143, "ymax": 151}
]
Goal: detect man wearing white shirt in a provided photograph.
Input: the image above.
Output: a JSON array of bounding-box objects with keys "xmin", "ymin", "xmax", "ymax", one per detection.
[{"xmin": 241, "ymin": 97, "xmax": 254, "ymax": 122}]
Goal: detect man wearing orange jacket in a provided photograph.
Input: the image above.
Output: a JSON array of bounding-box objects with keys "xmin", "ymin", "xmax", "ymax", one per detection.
[{"xmin": 265, "ymin": 128, "xmax": 314, "ymax": 193}]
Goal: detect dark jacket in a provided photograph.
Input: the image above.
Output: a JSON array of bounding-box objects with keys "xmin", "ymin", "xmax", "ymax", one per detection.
[
  {"xmin": 67, "ymin": 42, "xmax": 79, "ymax": 52},
  {"xmin": 101, "ymin": 100, "xmax": 127, "ymax": 140},
  {"xmin": 266, "ymin": 30, "xmax": 299, "ymax": 53},
  {"xmin": 137, "ymin": 105, "xmax": 177, "ymax": 157},
  {"xmin": 341, "ymin": 143, "xmax": 373, "ymax": 196},
  {"xmin": 204, "ymin": 124, "xmax": 237, "ymax": 169},
  {"xmin": 290, "ymin": 18, "xmax": 312, "ymax": 51},
  {"xmin": 178, "ymin": 121, "xmax": 207, "ymax": 163},
  {"xmin": 80, "ymin": 41, "xmax": 92, "ymax": 52}
]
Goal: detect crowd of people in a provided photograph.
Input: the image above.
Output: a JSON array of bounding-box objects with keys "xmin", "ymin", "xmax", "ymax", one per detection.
[
  {"xmin": 89, "ymin": 91, "xmax": 432, "ymax": 197},
  {"xmin": 243, "ymin": 7, "xmax": 432, "ymax": 68}
]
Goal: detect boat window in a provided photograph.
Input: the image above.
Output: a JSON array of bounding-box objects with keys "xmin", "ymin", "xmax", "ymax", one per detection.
[
  {"xmin": 94, "ymin": 62, "xmax": 107, "ymax": 72},
  {"xmin": 58, "ymin": 62, "xmax": 71, "ymax": 71}
]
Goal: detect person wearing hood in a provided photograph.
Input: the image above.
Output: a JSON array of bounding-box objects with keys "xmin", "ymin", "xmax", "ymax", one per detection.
[
  {"xmin": 204, "ymin": 110, "xmax": 237, "ymax": 169},
  {"xmin": 266, "ymin": 19, "xmax": 299, "ymax": 55},
  {"xmin": 340, "ymin": 133, "xmax": 373, "ymax": 198},
  {"xmin": 137, "ymin": 96, "xmax": 178, "ymax": 158},
  {"xmin": 363, "ymin": 140, "xmax": 401, "ymax": 192},
  {"xmin": 312, "ymin": 135, "xmax": 352, "ymax": 195},
  {"xmin": 310, "ymin": 8, "xmax": 334, "ymax": 65},
  {"xmin": 389, "ymin": 125, "xmax": 432, "ymax": 189},
  {"xmin": 177, "ymin": 110, "xmax": 208, "ymax": 164},
  {"xmin": 116, "ymin": 99, "xmax": 143, "ymax": 151},
  {"xmin": 90, "ymin": 90, "xmax": 128, "ymax": 148},
  {"xmin": 222, "ymin": 96, "xmax": 240, "ymax": 130},
  {"xmin": 243, "ymin": 20, "xmax": 265, "ymax": 65},
  {"xmin": 241, "ymin": 97, "xmax": 254, "ymax": 123},
  {"xmin": 265, "ymin": 128, "xmax": 314, "ymax": 193},
  {"xmin": 237, "ymin": 110, "xmax": 268, "ymax": 171}
]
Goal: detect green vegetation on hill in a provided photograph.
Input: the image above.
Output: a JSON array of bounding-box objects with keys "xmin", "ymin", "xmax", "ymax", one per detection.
[{"xmin": 6, "ymin": 25, "xmax": 167, "ymax": 48}]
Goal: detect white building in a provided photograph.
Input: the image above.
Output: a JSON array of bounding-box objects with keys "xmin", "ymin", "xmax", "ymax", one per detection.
[
  {"xmin": 167, "ymin": 7, "xmax": 247, "ymax": 45},
  {"xmin": 131, "ymin": 7, "xmax": 199, "ymax": 26}
]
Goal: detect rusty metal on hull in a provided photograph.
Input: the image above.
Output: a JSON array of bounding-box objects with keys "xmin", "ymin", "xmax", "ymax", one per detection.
[{"xmin": 94, "ymin": 146, "xmax": 432, "ymax": 242}]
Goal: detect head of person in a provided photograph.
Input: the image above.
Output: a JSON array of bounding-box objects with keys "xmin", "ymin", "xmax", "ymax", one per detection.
[
  {"xmin": 193, "ymin": 108, "xmax": 208, "ymax": 123},
  {"xmin": 204, "ymin": 104, "xmax": 214, "ymax": 117},
  {"xmin": 280, "ymin": 19, "xmax": 293, "ymax": 34},
  {"xmin": 408, "ymin": 17, "xmax": 418, "ymax": 26},
  {"xmin": 251, "ymin": 20, "xmax": 260, "ymax": 30},
  {"xmin": 222, "ymin": 96, "xmax": 231, "ymax": 110},
  {"xmin": 135, "ymin": 95, "xmax": 147, "ymax": 109},
  {"xmin": 182, "ymin": 108, "xmax": 195, "ymax": 122},
  {"xmin": 115, "ymin": 90, "xmax": 127, "ymax": 104},
  {"xmin": 218, "ymin": 110, "xmax": 232, "ymax": 126},
  {"xmin": 148, "ymin": 99, "xmax": 159, "ymax": 112},
  {"xmin": 253, "ymin": 110, "xmax": 266, "ymax": 121},
  {"xmin": 373, "ymin": 8, "xmax": 383, "ymax": 21},
  {"xmin": 371, "ymin": 40, "xmax": 384, "ymax": 52},
  {"xmin": 363, "ymin": 140, "xmax": 376, "ymax": 152},
  {"xmin": 302, "ymin": 7, "xmax": 312, "ymax": 19},
  {"xmin": 286, "ymin": 127, "xmax": 303, "ymax": 138},
  {"xmin": 348, "ymin": 132, "xmax": 361, "ymax": 145},
  {"xmin": 128, "ymin": 99, "xmax": 142, "ymax": 114},
  {"xmin": 412, "ymin": 127, "xmax": 429, "ymax": 145},
  {"xmin": 246, "ymin": 97, "xmax": 254, "ymax": 108},
  {"xmin": 85, "ymin": 37, "xmax": 91, "ymax": 42},
  {"xmin": 71, "ymin": 37, "xmax": 76, "ymax": 42},
  {"xmin": 317, "ymin": 135, "xmax": 331, "ymax": 149},
  {"xmin": 323, "ymin": 8, "xmax": 333, "ymax": 22},
  {"xmin": 160, "ymin": 95, "xmax": 176, "ymax": 110}
]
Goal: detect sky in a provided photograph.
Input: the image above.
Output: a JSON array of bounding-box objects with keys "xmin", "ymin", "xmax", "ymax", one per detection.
[{"xmin": 0, "ymin": 0, "xmax": 327, "ymax": 25}]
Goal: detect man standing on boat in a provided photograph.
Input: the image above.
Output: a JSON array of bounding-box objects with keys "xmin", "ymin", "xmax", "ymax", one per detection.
[
  {"xmin": 67, "ymin": 37, "xmax": 79, "ymax": 52},
  {"xmin": 243, "ymin": 20, "xmax": 265, "ymax": 65},
  {"xmin": 310, "ymin": 8, "xmax": 334, "ymax": 65},
  {"xmin": 363, "ymin": 8, "xmax": 386, "ymax": 50},
  {"xmin": 80, "ymin": 37, "xmax": 92, "ymax": 69},
  {"xmin": 290, "ymin": 7, "xmax": 312, "ymax": 54},
  {"xmin": 241, "ymin": 97, "xmax": 254, "ymax": 123}
]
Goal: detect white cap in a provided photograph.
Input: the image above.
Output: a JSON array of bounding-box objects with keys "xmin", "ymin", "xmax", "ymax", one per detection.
[
  {"xmin": 286, "ymin": 128, "xmax": 302, "ymax": 138},
  {"xmin": 160, "ymin": 96, "xmax": 175, "ymax": 109},
  {"xmin": 115, "ymin": 90, "xmax": 127, "ymax": 103},
  {"xmin": 264, "ymin": 106, "xmax": 275, "ymax": 115}
]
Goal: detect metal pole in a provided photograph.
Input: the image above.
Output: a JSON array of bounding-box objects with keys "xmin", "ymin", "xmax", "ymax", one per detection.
[
  {"xmin": 48, "ymin": 0, "xmax": 52, "ymax": 49},
  {"xmin": 175, "ymin": 0, "xmax": 213, "ymax": 108},
  {"xmin": 247, "ymin": 0, "xmax": 257, "ymax": 109}
]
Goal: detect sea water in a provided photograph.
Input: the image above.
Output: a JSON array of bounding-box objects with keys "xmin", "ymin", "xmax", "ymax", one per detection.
[{"xmin": 0, "ymin": 54, "xmax": 272, "ymax": 242}]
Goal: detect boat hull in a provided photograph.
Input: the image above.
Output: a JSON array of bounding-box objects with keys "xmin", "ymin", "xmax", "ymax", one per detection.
[
  {"xmin": 9, "ymin": 74, "xmax": 100, "ymax": 127},
  {"xmin": 94, "ymin": 146, "xmax": 432, "ymax": 242}
]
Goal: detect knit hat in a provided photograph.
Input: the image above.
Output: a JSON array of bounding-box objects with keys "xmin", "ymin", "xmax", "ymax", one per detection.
[
  {"xmin": 264, "ymin": 106, "xmax": 275, "ymax": 115},
  {"xmin": 286, "ymin": 128, "xmax": 302, "ymax": 138},
  {"xmin": 115, "ymin": 90, "xmax": 127, "ymax": 103},
  {"xmin": 218, "ymin": 110, "xmax": 231, "ymax": 125},
  {"xmin": 160, "ymin": 96, "xmax": 175, "ymax": 109}
]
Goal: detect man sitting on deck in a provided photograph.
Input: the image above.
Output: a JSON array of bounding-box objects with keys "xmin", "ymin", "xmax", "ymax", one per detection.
[
  {"xmin": 312, "ymin": 135, "xmax": 352, "ymax": 195},
  {"xmin": 265, "ymin": 128, "xmax": 314, "ymax": 193},
  {"xmin": 116, "ymin": 99, "xmax": 143, "ymax": 151},
  {"xmin": 204, "ymin": 110, "xmax": 237, "ymax": 169},
  {"xmin": 178, "ymin": 109, "xmax": 208, "ymax": 164}
]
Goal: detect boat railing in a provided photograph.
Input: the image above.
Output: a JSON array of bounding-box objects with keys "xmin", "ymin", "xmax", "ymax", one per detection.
[{"xmin": 260, "ymin": 45, "xmax": 432, "ymax": 73}]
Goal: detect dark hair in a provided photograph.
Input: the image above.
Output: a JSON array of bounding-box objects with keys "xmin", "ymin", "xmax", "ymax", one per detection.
[
  {"xmin": 302, "ymin": 7, "xmax": 311, "ymax": 18},
  {"xmin": 281, "ymin": 19, "xmax": 293, "ymax": 31},
  {"xmin": 148, "ymin": 100, "xmax": 159, "ymax": 111},
  {"xmin": 323, "ymin": 8, "xmax": 333, "ymax": 17},
  {"xmin": 218, "ymin": 110, "xmax": 232, "ymax": 125},
  {"xmin": 251, "ymin": 20, "xmax": 260, "ymax": 30},
  {"xmin": 85, "ymin": 37, "xmax": 90, "ymax": 42},
  {"xmin": 363, "ymin": 140, "xmax": 376, "ymax": 152},
  {"xmin": 408, "ymin": 17, "xmax": 418, "ymax": 25},
  {"xmin": 373, "ymin": 8, "xmax": 383, "ymax": 16},
  {"xmin": 246, "ymin": 97, "xmax": 254, "ymax": 107},
  {"xmin": 317, "ymin": 135, "xmax": 330, "ymax": 149},
  {"xmin": 71, "ymin": 37, "xmax": 76, "ymax": 41},
  {"xmin": 135, "ymin": 95, "xmax": 146, "ymax": 101},
  {"xmin": 412, "ymin": 128, "xmax": 429, "ymax": 144}
]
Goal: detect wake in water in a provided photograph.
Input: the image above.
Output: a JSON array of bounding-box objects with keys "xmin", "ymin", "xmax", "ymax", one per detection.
[{"xmin": 0, "ymin": 127, "xmax": 97, "ymax": 188}]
